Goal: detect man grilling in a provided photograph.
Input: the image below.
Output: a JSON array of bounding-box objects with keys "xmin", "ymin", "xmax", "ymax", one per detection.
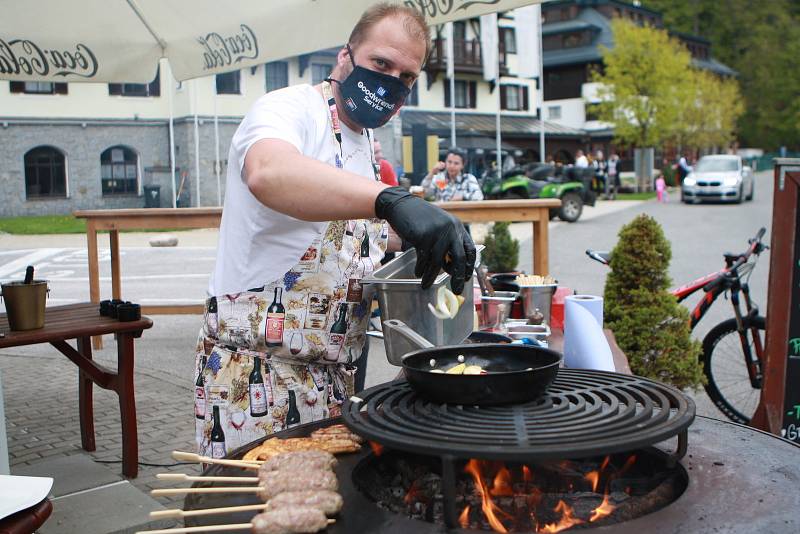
[{"xmin": 194, "ymin": 3, "xmax": 475, "ymax": 456}]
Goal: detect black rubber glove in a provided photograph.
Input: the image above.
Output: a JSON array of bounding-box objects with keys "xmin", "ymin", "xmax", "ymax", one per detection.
[{"xmin": 375, "ymin": 187, "xmax": 476, "ymax": 294}]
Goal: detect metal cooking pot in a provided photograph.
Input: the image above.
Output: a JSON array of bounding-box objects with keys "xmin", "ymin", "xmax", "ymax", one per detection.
[{"xmin": 382, "ymin": 320, "xmax": 562, "ymax": 405}]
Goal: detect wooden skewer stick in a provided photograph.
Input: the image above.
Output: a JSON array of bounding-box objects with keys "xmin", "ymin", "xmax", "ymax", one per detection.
[
  {"xmin": 171, "ymin": 451, "xmax": 262, "ymax": 469},
  {"xmin": 151, "ymin": 486, "xmax": 261, "ymax": 496},
  {"xmin": 150, "ymin": 503, "xmax": 267, "ymax": 519},
  {"xmin": 157, "ymin": 473, "xmax": 259, "ymax": 484},
  {"xmin": 137, "ymin": 519, "xmax": 334, "ymax": 534}
]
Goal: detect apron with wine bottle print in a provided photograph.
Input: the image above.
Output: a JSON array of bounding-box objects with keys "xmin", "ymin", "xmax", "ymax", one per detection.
[{"xmin": 193, "ymin": 82, "xmax": 389, "ymax": 458}]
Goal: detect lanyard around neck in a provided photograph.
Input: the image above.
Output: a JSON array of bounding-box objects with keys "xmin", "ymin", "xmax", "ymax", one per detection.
[{"xmin": 321, "ymin": 81, "xmax": 379, "ymax": 180}]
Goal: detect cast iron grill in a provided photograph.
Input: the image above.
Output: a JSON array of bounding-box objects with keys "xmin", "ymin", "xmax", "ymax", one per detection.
[{"xmin": 343, "ymin": 369, "xmax": 695, "ymax": 462}]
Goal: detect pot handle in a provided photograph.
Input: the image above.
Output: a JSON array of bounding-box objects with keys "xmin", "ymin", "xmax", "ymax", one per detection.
[{"xmin": 382, "ymin": 319, "xmax": 434, "ymax": 350}]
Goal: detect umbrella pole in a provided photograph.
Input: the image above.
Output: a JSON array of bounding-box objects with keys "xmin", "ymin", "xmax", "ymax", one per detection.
[
  {"xmin": 167, "ymin": 63, "xmax": 177, "ymax": 209},
  {"xmin": 537, "ymin": 5, "xmax": 545, "ymax": 163},
  {"xmin": 214, "ymin": 78, "xmax": 222, "ymax": 206},
  {"xmin": 193, "ymin": 79, "xmax": 201, "ymax": 207}
]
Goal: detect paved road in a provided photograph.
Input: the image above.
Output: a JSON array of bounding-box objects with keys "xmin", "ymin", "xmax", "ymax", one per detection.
[{"xmin": 0, "ymin": 171, "xmax": 774, "ymax": 419}]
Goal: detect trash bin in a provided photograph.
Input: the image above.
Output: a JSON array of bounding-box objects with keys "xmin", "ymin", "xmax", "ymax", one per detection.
[{"xmin": 144, "ymin": 185, "xmax": 161, "ymax": 208}]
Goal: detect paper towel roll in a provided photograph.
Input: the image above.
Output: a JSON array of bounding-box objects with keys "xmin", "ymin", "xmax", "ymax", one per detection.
[
  {"xmin": 565, "ymin": 294, "xmax": 603, "ymax": 326},
  {"xmin": 563, "ymin": 294, "xmax": 614, "ymax": 371}
]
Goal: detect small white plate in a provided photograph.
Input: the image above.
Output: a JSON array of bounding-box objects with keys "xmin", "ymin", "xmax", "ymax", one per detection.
[{"xmin": 0, "ymin": 475, "xmax": 53, "ymax": 520}]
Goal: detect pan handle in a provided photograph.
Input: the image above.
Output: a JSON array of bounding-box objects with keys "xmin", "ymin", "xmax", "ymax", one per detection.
[{"xmin": 382, "ymin": 319, "xmax": 434, "ymax": 350}]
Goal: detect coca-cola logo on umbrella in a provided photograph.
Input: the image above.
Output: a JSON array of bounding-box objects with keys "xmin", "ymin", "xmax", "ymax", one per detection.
[
  {"xmin": 197, "ymin": 24, "xmax": 259, "ymax": 70},
  {"xmin": 0, "ymin": 38, "xmax": 98, "ymax": 78}
]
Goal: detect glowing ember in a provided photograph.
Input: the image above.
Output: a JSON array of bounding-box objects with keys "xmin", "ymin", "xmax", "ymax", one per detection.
[
  {"xmin": 522, "ymin": 465, "xmax": 533, "ymax": 483},
  {"xmin": 589, "ymin": 494, "xmax": 616, "ymax": 522},
  {"xmin": 490, "ymin": 466, "xmax": 514, "ymax": 497},
  {"xmin": 540, "ymin": 500, "xmax": 585, "ymax": 533},
  {"xmin": 459, "ymin": 505, "xmax": 471, "ymax": 528},
  {"xmin": 403, "ymin": 480, "xmax": 420, "ymax": 505},
  {"xmin": 369, "ymin": 441, "xmax": 384, "ymax": 456},
  {"xmin": 464, "ymin": 459, "xmax": 509, "ymax": 533}
]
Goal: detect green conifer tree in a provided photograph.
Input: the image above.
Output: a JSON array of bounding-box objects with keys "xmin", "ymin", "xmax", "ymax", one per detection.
[
  {"xmin": 482, "ymin": 222, "xmax": 520, "ymax": 273},
  {"xmin": 604, "ymin": 215, "xmax": 704, "ymax": 389}
]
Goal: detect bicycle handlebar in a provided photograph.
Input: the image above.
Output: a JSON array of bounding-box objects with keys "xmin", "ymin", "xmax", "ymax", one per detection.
[{"xmin": 705, "ymin": 227, "xmax": 767, "ymax": 293}]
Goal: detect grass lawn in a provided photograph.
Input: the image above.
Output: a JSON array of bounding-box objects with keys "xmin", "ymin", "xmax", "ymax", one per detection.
[
  {"xmin": 0, "ymin": 215, "xmax": 86, "ymax": 234},
  {"xmin": 616, "ymin": 191, "xmax": 658, "ymax": 201},
  {"xmin": 0, "ymin": 215, "xmax": 182, "ymax": 235}
]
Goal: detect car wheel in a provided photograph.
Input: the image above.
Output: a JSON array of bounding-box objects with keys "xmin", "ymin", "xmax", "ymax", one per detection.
[
  {"xmin": 558, "ymin": 192, "xmax": 583, "ymax": 222},
  {"xmin": 746, "ymin": 182, "xmax": 754, "ymax": 201},
  {"xmin": 735, "ymin": 185, "xmax": 743, "ymax": 204}
]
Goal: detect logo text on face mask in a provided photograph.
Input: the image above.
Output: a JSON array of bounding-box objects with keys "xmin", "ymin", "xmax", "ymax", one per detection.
[
  {"xmin": 0, "ymin": 39, "xmax": 98, "ymax": 78},
  {"xmin": 357, "ymin": 81, "xmax": 395, "ymax": 112},
  {"xmin": 198, "ymin": 24, "xmax": 259, "ymax": 70}
]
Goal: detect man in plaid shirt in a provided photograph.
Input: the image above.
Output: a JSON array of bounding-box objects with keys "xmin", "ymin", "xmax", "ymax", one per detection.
[{"xmin": 421, "ymin": 148, "xmax": 484, "ymax": 202}]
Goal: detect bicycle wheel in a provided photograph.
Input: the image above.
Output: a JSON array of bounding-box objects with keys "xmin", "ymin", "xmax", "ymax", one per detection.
[{"xmin": 701, "ymin": 315, "xmax": 766, "ymax": 424}]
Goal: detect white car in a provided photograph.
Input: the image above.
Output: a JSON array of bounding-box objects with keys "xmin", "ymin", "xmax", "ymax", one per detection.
[{"xmin": 681, "ymin": 155, "xmax": 755, "ymax": 204}]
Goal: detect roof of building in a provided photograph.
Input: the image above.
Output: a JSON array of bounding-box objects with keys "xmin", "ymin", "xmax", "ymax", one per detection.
[
  {"xmin": 399, "ymin": 110, "xmax": 585, "ymax": 138},
  {"xmin": 542, "ymin": 4, "xmax": 736, "ymax": 75}
]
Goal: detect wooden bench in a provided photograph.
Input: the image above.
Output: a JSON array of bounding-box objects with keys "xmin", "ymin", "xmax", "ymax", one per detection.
[{"xmin": 0, "ymin": 303, "xmax": 152, "ymax": 478}]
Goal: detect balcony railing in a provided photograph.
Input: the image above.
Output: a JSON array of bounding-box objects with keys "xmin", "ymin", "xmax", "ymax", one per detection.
[{"xmin": 425, "ymin": 38, "xmax": 508, "ymax": 77}]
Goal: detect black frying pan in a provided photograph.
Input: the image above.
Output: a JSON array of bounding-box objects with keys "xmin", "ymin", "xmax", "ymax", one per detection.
[{"xmin": 401, "ymin": 343, "xmax": 562, "ymax": 405}]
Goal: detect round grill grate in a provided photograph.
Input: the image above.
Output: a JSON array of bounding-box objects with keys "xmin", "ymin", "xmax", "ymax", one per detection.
[{"xmin": 343, "ymin": 369, "xmax": 695, "ymax": 461}]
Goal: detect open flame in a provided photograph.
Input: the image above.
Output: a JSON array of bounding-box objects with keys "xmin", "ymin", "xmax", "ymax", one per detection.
[
  {"xmin": 464, "ymin": 459, "xmax": 510, "ymax": 533},
  {"xmin": 540, "ymin": 500, "xmax": 584, "ymax": 533},
  {"xmin": 589, "ymin": 494, "xmax": 615, "ymax": 522},
  {"xmin": 404, "ymin": 454, "xmax": 633, "ymax": 532},
  {"xmin": 459, "ymin": 505, "xmax": 471, "ymax": 529}
]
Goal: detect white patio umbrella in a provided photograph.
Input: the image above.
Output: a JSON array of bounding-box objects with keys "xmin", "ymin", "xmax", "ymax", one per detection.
[{"xmin": 1, "ymin": 0, "xmax": 546, "ymax": 204}]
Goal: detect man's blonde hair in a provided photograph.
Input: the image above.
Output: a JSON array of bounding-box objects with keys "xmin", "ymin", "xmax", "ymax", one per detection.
[{"xmin": 348, "ymin": 2, "xmax": 431, "ymax": 62}]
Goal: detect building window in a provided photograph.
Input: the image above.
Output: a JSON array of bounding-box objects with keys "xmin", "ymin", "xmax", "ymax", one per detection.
[
  {"xmin": 453, "ymin": 21, "xmax": 467, "ymax": 40},
  {"xmin": 109, "ymin": 69, "xmax": 160, "ymax": 97},
  {"xmin": 311, "ymin": 63, "xmax": 332, "ymax": 85},
  {"xmin": 500, "ymin": 27, "xmax": 517, "ymax": 54},
  {"xmin": 100, "ymin": 146, "xmax": 139, "ymax": 196},
  {"xmin": 563, "ymin": 33, "xmax": 583, "ymax": 48},
  {"xmin": 265, "ymin": 61, "xmax": 289, "ymax": 92},
  {"xmin": 24, "ymin": 146, "xmax": 67, "ymax": 199},
  {"xmin": 216, "ymin": 70, "xmax": 241, "ymax": 95},
  {"xmin": 548, "ymin": 106, "xmax": 562, "ymax": 120},
  {"xmin": 9, "ymin": 81, "xmax": 68, "ymax": 95},
  {"xmin": 501, "ymin": 85, "xmax": 529, "ymax": 111},
  {"xmin": 405, "ymin": 82, "xmax": 419, "ymax": 106},
  {"xmin": 444, "ymin": 80, "xmax": 477, "ymax": 109}
]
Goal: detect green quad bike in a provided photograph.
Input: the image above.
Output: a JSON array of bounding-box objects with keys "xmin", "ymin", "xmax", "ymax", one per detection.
[{"xmin": 481, "ymin": 163, "xmax": 597, "ymax": 222}]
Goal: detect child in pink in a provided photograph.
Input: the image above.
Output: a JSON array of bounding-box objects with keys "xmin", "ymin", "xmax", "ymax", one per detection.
[{"xmin": 656, "ymin": 176, "xmax": 668, "ymax": 203}]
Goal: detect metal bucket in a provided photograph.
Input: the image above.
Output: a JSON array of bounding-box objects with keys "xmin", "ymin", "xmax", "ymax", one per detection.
[
  {"xmin": 1, "ymin": 280, "xmax": 48, "ymax": 331},
  {"xmin": 519, "ymin": 284, "xmax": 557, "ymax": 324},
  {"xmin": 362, "ymin": 249, "xmax": 478, "ymax": 366}
]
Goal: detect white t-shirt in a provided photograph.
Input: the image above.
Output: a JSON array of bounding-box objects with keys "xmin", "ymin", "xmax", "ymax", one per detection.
[
  {"xmin": 575, "ymin": 155, "xmax": 589, "ymax": 168},
  {"xmin": 209, "ymin": 84, "xmax": 375, "ymax": 296}
]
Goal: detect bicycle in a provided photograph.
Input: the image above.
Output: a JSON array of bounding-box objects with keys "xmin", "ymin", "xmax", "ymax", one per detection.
[{"xmin": 586, "ymin": 227, "xmax": 769, "ymax": 424}]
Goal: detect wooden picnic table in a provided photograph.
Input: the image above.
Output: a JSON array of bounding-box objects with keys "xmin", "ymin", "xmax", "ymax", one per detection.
[
  {"xmin": 74, "ymin": 200, "xmax": 559, "ymax": 318},
  {"xmin": 0, "ymin": 303, "xmax": 152, "ymax": 478}
]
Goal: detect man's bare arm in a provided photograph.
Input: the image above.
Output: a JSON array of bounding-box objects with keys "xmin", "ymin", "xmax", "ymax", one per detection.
[{"xmin": 244, "ymin": 138, "xmax": 388, "ymax": 221}]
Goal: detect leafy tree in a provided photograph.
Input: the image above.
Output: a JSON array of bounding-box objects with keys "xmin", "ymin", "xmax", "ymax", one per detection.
[
  {"xmin": 604, "ymin": 214, "xmax": 704, "ymax": 390},
  {"xmin": 642, "ymin": 0, "xmax": 800, "ymax": 150},
  {"xmin": 590, "ymin": 19, "xmax": 692, "ymax": 149}
]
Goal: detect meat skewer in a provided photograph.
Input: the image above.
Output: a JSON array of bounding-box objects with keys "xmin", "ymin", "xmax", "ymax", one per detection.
[
  {"xmin": 137, "ymin": 507, "xmax": 334, "ymax": 534},
  {"xmin": 149, "ymin": 490, "xmax": 343, "ymax": 520},
  {"xmin": 260, "ymin": 450, "xmax": 336, "ymax": 473},
  {"xmin": 157, "ymin": 473, "xmax": 259, "ymax": 484},
  {"xmin": 172, "ymin": 451, "xmax": 261, "ymax": 470},
  {"xmin": 151, "ymin": 470, "xmax": 338, "ymax": 500}
]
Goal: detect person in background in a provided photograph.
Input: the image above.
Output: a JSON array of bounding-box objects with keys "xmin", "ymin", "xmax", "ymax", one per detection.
[
  {"xmin": 674, "ymin": 155, "xmax": 692, "ymax": 184},
  {"xmin": 421, "ymin": 148, "xmax": 484, "ymax": 202},
  {"xmin": 373, "ymin": 140, "xmax": 398, "ymax": 186},
  {"xmin": 574, "ymin": 149, "xmax": 589, "ymax": 168},
  {"xmin": 655, "ymin": 174, "xmax": 668, "ymax": 203},
  {"xmin": 592, "ymin": 149, "xmax": 607, "ymax": 196},
  {"xmin": 606, "ymin": 152, "xmax": 620, "ymax": 200}
]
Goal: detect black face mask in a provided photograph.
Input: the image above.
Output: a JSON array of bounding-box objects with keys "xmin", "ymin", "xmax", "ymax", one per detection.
[{"xmin": 328, "ymin": 45, "xmax": 411, "ymax": 129}]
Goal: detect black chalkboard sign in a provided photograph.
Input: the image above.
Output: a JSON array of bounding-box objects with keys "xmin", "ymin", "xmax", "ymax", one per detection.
[{"xmin": 781, "ymin": 189, "xmax": 800, "ymax": 442}]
